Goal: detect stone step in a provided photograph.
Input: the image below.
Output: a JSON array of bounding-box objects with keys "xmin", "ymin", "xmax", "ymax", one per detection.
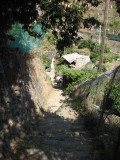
[
  {"xmin": 31, "ymin": 122, "xmax": 85, "ymax": 130},
  {"xmin": 28, "ymin": 131, "xmax": 88, "ymax": 143},
  {"xmin": 32, "ymin": 120, "xmax": 86, "ymax": 127},
  {"xmin": 25, "ymin": 149, "xmax": 92, "ymax": 160},
  {"xmin": 25, "ymin": 138, "xmax": 91, "ymax": 151}
]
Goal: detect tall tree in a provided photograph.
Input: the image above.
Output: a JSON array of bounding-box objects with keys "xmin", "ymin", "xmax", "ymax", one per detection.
[
  {"xmin": 0, "ymin": 0, "xmax": 39, "ymax": 40},
  {"xmin": 0, "ymin": 0, "xmax": 101, "ymax": 50},
  {"xmin": 38, "ymin": 0, "xmax": 101, "ymax": 51}
]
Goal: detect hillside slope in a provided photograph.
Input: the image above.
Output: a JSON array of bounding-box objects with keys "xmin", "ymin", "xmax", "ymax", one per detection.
[{"xmin": 0, "ymin": 48, "xmax": 52, "ymax": 159}]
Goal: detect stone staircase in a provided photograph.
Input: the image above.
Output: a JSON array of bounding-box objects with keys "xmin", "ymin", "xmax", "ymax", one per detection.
[
  {"xmin": 18, "ymin": 85, "xmax": 99, "ymax": 160},
  {"xmin": 21, "ymin": 113, "xmax": 95, "ymax": 160}
]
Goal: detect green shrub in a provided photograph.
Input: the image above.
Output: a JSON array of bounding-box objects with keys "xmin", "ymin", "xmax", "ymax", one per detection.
[
  {"xmin": 110, "ymin": 18, "xmax": 120, "ymax": 34},
  {"xmin": 104, "ymin": 55, "xmax": 113, "ymax": 63},
  {"xmin": 104, "ymin": 53, "xmax": 120, "ymax": 63},
  {"xmin": 104, "ymin": 44, "xmax": 111, "ymax": 53},
  {"xmin": 64, "ymin": 82, "xmax": 78, "ymax": 95},
  {"xmin": 78, "ymin": 39, "xmax": 111, "ymax": 63},
  {"xmin": 110, "ymin": 82, "xmax": 120, "ymax": 113},
  {"xmin": 103, "ymin": 79, "xmax": 120, "ymax": 113},
  {"xmin": 42, "ymin": 54, "xmax": 51, "ymax": 71},
  {"xmin": 90, "ymin": 51, "xmax": 100, "ymax": 62},
  {"xmin": 78, "ymin": 39, "xmax": 99, "ymax": 51},
  {"xmin": 57, "ymin": 46, "xmax": 87, "ymax": 57},
  {"xmin": 102, "ymin": 64, "xmax": 107, "ymax": 72},
  {"xmin": 64, "ymin": 67, "xmax": 99, "ymax": 95},
  {"xmin": 40, "ymin": 29, "xmax": 57, "ymax": 55},
  {"xmin": 56, "ymin": 65, "xmax": 99, "ymax": 95}
]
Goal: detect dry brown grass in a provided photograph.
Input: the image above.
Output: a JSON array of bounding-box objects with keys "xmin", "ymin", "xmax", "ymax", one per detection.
[{"xmin": 105, "ymin": 61, "xmax": 120, "ymax": 70}]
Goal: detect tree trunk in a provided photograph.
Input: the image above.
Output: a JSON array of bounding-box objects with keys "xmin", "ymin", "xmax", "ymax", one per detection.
[{"xmin": 98, "ymin": 0, "xmax": 109, "ymax": 72}]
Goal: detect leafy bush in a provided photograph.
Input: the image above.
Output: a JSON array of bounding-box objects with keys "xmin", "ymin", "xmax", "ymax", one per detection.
[
  {"xmin": 56, "ymin": 45, "xmax": 90, "ymax": 58},
  {"xmin": 42, "ymin": 54, "xmax": 51, "ymax": 71},
  {"xmin": 110, "ymin": 18, "xmax": 120, "ymax": 34},
  {"xmin": 102, "ymin": 78, "xmax": 120, "ymax": 113},
  {"xmin": 40, "ymin": 29, "xmax": 57, "ymax": 55},
  {"xmin": 104, "ymin": 53, "xmax": 120, "ymax": 63},
  {"xmin": 102, "ymin": 64, "xmax": 107, "ymax": 72},
  {"xmin": 56, "ymin": 65, "xmax": 99, "ymax": 95},
  {"xmin": 65, "ymin": 68, "xmax": 99, "ymax": 95},
  {"xmin": 110, "ymin": 82, "xmax": 120, "ymax": 113},
  {"xmin": 46, "ymin": 30, "xmax": 57, "ymax": 45},
  {"xmin": 78, "ymin": 39, "xmax": 99, "ymax": 51},
  {"xmin": 78, "ymin": 39, "xmax": 111, "ymax": 63},
  {"xmin": 83, "ymin": 17, "xmax": 101, "ymax": 29}
]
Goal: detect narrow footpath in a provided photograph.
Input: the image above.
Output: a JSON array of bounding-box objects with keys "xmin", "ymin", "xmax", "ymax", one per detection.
[{"xmin": 22, "ymin": 82, "xmax": 98, "ymax": 160}]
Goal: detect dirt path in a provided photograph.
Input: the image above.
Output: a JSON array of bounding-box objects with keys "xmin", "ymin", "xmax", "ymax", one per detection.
[
  {"xmin": 45, "ymin": 87, "xmax": 78, "ymax": 120},
  {"xmin": 22, "ymin": 83, "xmax": 97, "ymax": 160}
]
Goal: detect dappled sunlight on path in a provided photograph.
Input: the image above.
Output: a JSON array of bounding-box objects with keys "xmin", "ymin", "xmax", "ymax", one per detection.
[{"xmin": 21, "ymin": 82, "xmax": 97, "ymax": 160}]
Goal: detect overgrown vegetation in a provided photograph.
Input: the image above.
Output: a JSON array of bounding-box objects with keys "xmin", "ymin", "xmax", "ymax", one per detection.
[
  {"xmin": 83, "ymin": 17, "xmax": 101, "ymax": 29},
  {"xmin": 109, "ymin": 81, "xmax": 120, "ymax": 113},
  {"xmin": 78, "ymin": 39, "xmax": 111, "ymax": 63},
  {"xmin": 56, "ymin": 45, "xmax": 90, "ymax": 57},
  {"xmin": 110, "ymin": 17, "xmax": 120, "ymax": 34},
  {"xmin": 70, "ymin": 65, "xmax": 120, "ymax": 160},
  {"xmin": 0, "ymin": 0, "xmax": 120, "ymax": 159},
  {"xmin": 55, "ymin": 37, "xmax": 119, "ymax": 96},
  {"xmin": 56, "ymin": 64, "xmax": 99, "ymax": 95},
  {"xmin": 56, "ymin": 38, "xmax": 115, "ymax": 65},
  {"xmin": 42, "ymin": 54, "xmax": 51, "ymax": 71},
  {"xmin": 40, "ymin": 29, "xmax": 57, "ymax": 55}
]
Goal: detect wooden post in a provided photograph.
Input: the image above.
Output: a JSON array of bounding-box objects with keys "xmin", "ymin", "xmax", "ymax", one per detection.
[{"xmin": 98, "ymin": 0, "xmax": 109, "ymax": 72}]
